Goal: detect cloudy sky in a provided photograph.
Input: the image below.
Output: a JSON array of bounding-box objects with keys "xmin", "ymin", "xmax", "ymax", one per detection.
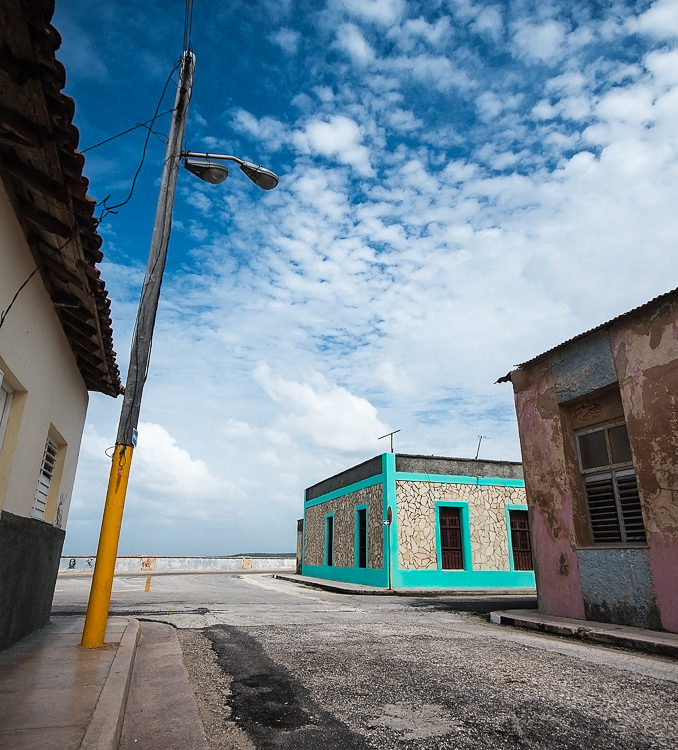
[{"xmin": 53, "ymin": 0, "xmax": 678, "ymax": 555}]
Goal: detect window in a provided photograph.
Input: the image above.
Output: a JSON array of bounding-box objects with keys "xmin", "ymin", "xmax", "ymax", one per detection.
[
  {"xmin": 576, "ymin": 422, "xmax": 645, "ymax": 543},
  {"xmin": 509, "ymin": 509, "xmax": 533, "ymax": 570},
  {"xmin": 439, "ymin": 507, "xmax": 463, "ymax": 569},
  {"xmin": 0, "ymin": 370, "xmax": 13, "ymax": 449},
  {"xmin": 325, "ymin": 515, "xmax": 334, "ymax": 567},
  {"xmin": 356, "ymin": 507, "xmax": 367, "ymax": 568},
  {"xmin": 32, "ymin": 437, "xmax": 58, "ymax": 521}
]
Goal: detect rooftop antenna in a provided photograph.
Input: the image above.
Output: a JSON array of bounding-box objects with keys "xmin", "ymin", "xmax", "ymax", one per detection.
[
  {"xmin": 475, "ymin": 435, "xmax": 489, "ymax": 459},
  {"xmin": 379, "ymin": 429, "xmax": 401, "ymax": 453}
]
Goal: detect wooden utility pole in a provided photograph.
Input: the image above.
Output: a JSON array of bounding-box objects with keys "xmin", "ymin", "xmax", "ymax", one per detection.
[{"xmin": 81, "ymin": 51, "xmax": 196, "ymax": 648}]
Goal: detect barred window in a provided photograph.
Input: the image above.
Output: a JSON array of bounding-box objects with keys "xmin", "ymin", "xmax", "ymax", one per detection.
[{"xmin": 576, "ymin": 423, "xmax": 645, "ymax": 544}]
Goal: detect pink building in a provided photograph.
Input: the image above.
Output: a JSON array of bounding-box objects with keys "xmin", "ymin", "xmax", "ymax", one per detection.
[{"xmin": 500, "ymin": 289, "xmax": 678, "ymax": 633}]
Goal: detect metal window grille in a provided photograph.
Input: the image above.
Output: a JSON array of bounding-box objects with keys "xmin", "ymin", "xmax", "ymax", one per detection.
[
  {"xmin": 326, "ymin": 516, "xmax": 334, "ymax": 567},
  {"xmin": 32, "ymin": 437, "xmax": 58, "ymax": 521},
  {"xmin": 439, "ymin": 507, "xmax": 463, "ymax": 569},
  {"xmin": 357, "ymin": 508, "xmax": 367, "ymax": 568},
  {"xmin": 509, "ymin": 509, "xmax": 533, "ymax": 570}
]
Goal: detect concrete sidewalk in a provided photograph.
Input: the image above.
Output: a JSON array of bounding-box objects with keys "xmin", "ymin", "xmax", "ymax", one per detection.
[
  {"xmin": 0, "ymin": 616, "xmax": 138, "ymax": 750},
  {"xmin": 490, "ymin": 608, "xmax": 678, "ymax": 658}
]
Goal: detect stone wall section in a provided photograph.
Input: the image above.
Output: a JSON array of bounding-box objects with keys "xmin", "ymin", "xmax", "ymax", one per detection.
[
  {"xmin": 396, "ymin": 481, "xmax": 527, "ymax": 571},
  {"xmin": 304, "ymin": 483, "xmax": 383, "ymax": 568}
]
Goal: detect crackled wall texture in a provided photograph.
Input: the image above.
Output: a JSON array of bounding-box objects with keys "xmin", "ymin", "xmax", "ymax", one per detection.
[
  {"xmin": 396, "ymin": 480, "xmax": 526, "ymax": 570},
  {"xmin": 304, "ymin": 483, "xmax": 383, "ymax": 568}
]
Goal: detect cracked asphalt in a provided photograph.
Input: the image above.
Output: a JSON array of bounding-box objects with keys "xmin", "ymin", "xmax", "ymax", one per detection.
[{"xmin": 54, "ymin": 573, "xmax": 678, "ymax": 748}]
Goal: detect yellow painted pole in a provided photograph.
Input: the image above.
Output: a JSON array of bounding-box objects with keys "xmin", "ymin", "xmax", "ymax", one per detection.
[{"xmin": 81, "ymin": 445, "xmax": 133, "ymax": 648}]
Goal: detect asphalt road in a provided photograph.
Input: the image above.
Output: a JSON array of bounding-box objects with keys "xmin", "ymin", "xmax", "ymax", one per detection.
[{"xmin": 53, "ymin": 573, "xmax": 678, "ymax": 749}]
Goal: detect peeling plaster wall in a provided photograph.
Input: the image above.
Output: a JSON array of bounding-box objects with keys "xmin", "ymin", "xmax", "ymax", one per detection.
[
  {"xmin": 610, "ymin": 298, "xmax": 678, "ymax": 632},
  {"xmin": 512, "ymin": 294, "xmax": 678, "ymax": 632},
  {"xmin": 303, "ymin": 484, "xmax": 383, "ymax": 569},
  {"xmin": 396, "ymin": 480, "xmax": 526, "ymax": 571},
  {"xmin": 512, "ymin": 361, "xmax": 586, "ymax": 619}
]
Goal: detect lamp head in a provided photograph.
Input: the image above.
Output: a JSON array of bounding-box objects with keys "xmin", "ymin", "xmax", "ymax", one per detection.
[
  {"xmin": 239, "ymin": 161, "xmax": 279, "ymax": 190},
  {"xmin": 183, "ymin": 157, "xmax": 229, "ymax": 185}
]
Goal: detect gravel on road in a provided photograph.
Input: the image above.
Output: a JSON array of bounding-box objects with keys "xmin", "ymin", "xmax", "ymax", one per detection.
[{"xmin": 177, "ymin": 593, "xmax": 678, "ymax": 750}]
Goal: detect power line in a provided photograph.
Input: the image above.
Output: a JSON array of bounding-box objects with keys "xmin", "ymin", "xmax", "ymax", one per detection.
[
  {"xmin": 96, "ymin": 59, "xmax": 181, "ymax": 224},
  {"xmin": 80, "ymin": 110, "xmax": 173, "ymax": 153},
  {"xmin": 183, "ymin": 0, "xmax": 195, "ymax": 52}
]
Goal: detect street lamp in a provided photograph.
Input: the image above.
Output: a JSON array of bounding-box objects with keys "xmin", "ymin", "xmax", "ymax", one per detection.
[
  {"xmin": 183, "ymin": 152, "xmax": 279, "ymax": 190},
  {"xmin": 81, "ymin": 51, "xmax": 278, "ymax": 648}
]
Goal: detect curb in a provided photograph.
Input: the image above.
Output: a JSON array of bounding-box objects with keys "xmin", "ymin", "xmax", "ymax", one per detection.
[
  {"xmin": 273, "ymin": 574, "xmax": 397, "ymax": 596},
  {"xmin": 273, "ymin": 574, "xmax": 536, "ymax": 599},
  {"xmin": 80, "ymin": 618, "xmax": 140, "ymax": 750},
  {"xmin": 489, "ymin": 610, "xmax": 678, "ymax": 658}
]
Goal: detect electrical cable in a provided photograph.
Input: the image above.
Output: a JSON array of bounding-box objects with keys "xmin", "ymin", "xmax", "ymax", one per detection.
[
  {"xmin": 96, "ymin": 59, "xmax": 181, "ymax": 224},
  {"xmin": 183, "ymin": 0, "xmax": 194, "ymax": 52},
  {"xmin": 80, "ymin": 110, "xmax": 173, "ymax": 153},
  {"xmin": 0, "ymin": 235, "xmax": 74, "ymax": 332}
]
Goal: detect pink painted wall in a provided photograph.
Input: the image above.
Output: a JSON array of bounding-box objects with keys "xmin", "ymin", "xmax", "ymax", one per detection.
[
  {"xmin": 611, "ymin": 300, "xmax": 678, "ymax": 633},
  {"xmin": 512, "ymin": 362, "xmax": 586, "ymax": 619}
]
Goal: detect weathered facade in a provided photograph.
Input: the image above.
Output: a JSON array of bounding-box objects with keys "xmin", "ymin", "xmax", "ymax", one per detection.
[
  {"xmin": 302, "ymin": 453, "xmax": 535, "ymax": 589},
  {"xmin": 0, "ymin": 0, "xmax": 121, "ymax": 648},
  {"xmin": 502, "ymin": 289, "xmax": 678, "ymax": 632}
]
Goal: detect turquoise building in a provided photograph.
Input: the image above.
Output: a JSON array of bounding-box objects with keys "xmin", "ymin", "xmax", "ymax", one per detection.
[{"xmin": 302, "ymin": 453, "xmax": 536, "ymax": 590}]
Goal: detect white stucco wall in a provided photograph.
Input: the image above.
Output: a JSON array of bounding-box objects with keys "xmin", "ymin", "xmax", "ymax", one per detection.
[{"xmin": 0, "ymin": 177, "xmax": 89, "ymax": 527}]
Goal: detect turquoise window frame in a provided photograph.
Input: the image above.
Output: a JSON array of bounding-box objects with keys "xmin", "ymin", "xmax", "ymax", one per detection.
[
  {"xmin": 324, "ymin": 513, "xmax": 335, "ymax": 567},
  {"xmin": 505, "ymin": 503, "xmax": 530, "ymax": 572},
  {"xmin": 354, "ymin": 504, "xmax": 368, "ymax": 568},
  {"xmin": 434, "ymin": 501, "xmax": 472, "ymax": 572}
]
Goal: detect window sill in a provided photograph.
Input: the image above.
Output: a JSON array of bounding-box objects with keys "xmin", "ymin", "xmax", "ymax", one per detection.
[{"xmin": 578, "ymin": 543, "xmax": 648, "ymax": 550}]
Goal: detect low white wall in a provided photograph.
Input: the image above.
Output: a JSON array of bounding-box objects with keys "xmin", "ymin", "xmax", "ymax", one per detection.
[{"xmin": 59, "ymin": 555, "xmax": 295, "ymax": 574}]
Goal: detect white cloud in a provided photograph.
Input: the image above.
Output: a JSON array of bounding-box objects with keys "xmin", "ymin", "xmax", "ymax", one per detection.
[
  {"xmin": 336, "ymin": 0, "xmax": 405, "ymax": 26},
  {"xmin": 472, "ymin": 6, "xmax": 503, "ymax": 42},
  {"xmin": 512, "ymin": 20, "xmax": 568, "ymax": 63},
  {"xmin": 253, "ymin": 363, "xmax": 390, "ymax": 454},
  {"xmin": 270, "ymin": 27, "xmax": 301, "ymax": 54},
  {"xmin": 645, "ymin": 48, "xmax": 678, "ymax": 88},
  {"xmin": 335, "ymin": 23, "xmax": 374, "ymax": 64},
  {"xmin": 292, "ymin": 115, "xmax": 374, "ymax": 176},
  {"xmin": 230, "ymin": 109, "xmax": 288, "ymax": 151},
  {"xmin": 635, "ymin": 0, "xmax": 678, "ymax": 38}
]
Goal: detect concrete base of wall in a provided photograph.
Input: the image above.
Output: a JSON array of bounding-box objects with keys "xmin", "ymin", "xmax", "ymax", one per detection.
[
  {"xmin": 577, "ymin": 547, "xmax": 662, "ymax": 630},
  {"xmin": 0, "ymin": 511, "xmax": 65, "ymax": 650}
]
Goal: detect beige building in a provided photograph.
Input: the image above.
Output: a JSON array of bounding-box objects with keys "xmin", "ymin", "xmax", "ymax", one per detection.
[{"xmin": 0, "ymin": 0, "xmax": 121, "ymax": 648}]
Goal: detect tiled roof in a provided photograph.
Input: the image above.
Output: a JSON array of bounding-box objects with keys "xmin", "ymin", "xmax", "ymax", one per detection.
[{"xmin": 0, "ymin": 0, "xmax": 122, "ymax": 396}]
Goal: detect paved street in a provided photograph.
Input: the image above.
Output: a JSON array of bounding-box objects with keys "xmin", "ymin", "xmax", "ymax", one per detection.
[{"xmin": 53, "ymin": 574, "xmax": 678, "ymax": 749}]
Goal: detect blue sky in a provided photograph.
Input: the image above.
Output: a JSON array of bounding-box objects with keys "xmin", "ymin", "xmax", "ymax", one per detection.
[{"xmin": 53, "ymin": 0, "xmax": 678, "ymax": 554}]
